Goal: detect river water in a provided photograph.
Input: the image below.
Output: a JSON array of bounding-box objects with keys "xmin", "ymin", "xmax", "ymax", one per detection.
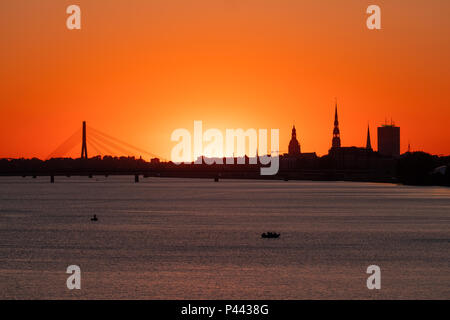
[{"xmin": 0, "ymin": 176, "xmax": 449, "ymax": 299}]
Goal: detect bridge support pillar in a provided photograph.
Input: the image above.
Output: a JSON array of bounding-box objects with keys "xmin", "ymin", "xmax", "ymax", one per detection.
[
  {"xmin": 50, "ymin": 175, "xmax": 55, "ymax": 183},
  {"xmin": 135, "ymin": 174, "xmax": 139, "ymax": 183}
]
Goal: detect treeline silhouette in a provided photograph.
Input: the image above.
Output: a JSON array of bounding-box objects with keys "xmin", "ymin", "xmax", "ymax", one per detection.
[{"xmin": 397, "ymin": 152, "xmax": 450, "ymax": 186}]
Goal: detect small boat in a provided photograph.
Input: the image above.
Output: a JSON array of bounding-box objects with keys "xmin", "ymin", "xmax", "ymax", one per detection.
[
  {"xmin": 90, "ymin": 215, "xmax": 98, "ymax": 222},
  {"xmin": 261, "ymin": 232, "xmax": 280, "ymax": 239}
]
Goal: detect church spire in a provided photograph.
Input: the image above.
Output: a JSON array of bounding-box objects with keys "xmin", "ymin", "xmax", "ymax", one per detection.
[
  {"xmin": 332, "ymin": 102, "xmax": 341, "ymax": 148},
  {"xmin": 366, "ymin": 125, "xmax": 372, "ymax": 150},
  {"xmin": 288, "ymin": 124, "xmax": 301, "ymax": 155}
]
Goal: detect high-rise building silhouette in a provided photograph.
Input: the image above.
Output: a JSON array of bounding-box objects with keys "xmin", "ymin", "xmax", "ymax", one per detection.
[
  {"xmin": 331, "ymin": 103, "xmax": 341, "ymax": 149},
  {"xmin": 81, "ymin": 121, "xmax": 88, "ymax": 159},
  {"xmin": 378, "ymin": 123, "xmax": 400, "ymax": 157},
  {"xmin": 366, "ymin": 125, "xmax": 372, "ymax": 151},
  {"xmin": 288, "ymin": 125, "xmax": 301, "ymax": 155}
]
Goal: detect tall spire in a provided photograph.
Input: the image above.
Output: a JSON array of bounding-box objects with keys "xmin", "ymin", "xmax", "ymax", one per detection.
[
  {"xmin": 366, "ymin": 125, "xmax": 372, "ymax": 150},
  {"xmin": 332, "ymin": 102, "xmax": 341, "ymax": 148}
]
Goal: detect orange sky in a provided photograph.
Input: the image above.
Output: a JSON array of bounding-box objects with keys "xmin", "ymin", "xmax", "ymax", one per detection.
[{"xmin": 1, "ymin": 0, "xmax": 449, "ymax": 160}]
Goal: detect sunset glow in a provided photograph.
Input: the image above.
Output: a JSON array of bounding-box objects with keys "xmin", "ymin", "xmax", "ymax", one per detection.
[{"xmin": 1, "ymin": 0, "xmax": 449, "ymax": 160}]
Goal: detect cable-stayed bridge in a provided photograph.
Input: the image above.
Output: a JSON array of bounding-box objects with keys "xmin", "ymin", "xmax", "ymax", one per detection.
[
  {"xmin": 1, "ymin": 121, "xmax": 267, "ymax": 183},
  {"xmin": 47, "ymin": 121, "xmax": 164, "ymax": 161},
  {"xmin": 0, "ymin": 121, "xmax": 174, "ymax": 183}
]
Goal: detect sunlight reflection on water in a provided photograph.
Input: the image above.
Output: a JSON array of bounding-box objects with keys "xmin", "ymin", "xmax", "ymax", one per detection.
[{"xmin": 0, "ymin": 177, "xmax": 449, "ymax": 299}]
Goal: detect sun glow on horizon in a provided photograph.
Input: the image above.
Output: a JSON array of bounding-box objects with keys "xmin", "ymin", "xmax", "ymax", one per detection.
[{"xmin": 1, "ymin": 1, "xmax": 450, "ymax": 159}]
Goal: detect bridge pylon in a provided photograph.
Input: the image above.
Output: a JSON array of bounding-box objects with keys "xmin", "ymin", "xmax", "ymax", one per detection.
[{"xmin": 81, "ymin": 121, "xmax": 88, "ymax": 159}]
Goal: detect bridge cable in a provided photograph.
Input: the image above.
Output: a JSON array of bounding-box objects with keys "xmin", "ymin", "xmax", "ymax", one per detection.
[
  {"xmin": 46, "ymin": 128, "xmax": 81, "ymax": 159},
  {"xmin": 88, "ymin": 134, "xmax": 121, "ymax": 157},
  {"xmin": 86, "ymin": 137, "xmax": 103, "ymax": 156},
  {"xmin": 89, "ymin": 131, "xmax": 138, "ymax": 158},
  {"xmin": 87, "ymin": 125, "xmax": 162, "ymax": 159}
]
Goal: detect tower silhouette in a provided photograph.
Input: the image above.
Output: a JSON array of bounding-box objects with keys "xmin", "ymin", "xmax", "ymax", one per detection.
[
  {"xmin": 332, "ymin": 103, "xmax": 341, "ymax": 148},
  {"xmin": 81, "ymin": 121, "xmax": 88, "ymax": 159},
  {"xmin": 377, "ymin": 123, "xmax": 400, "ymax": 157},
  {"xmin": 288, "ymin": 125, "xmax": 301, "ymax": 155},
  {"xmin": 366, "ymin": 125, "xmax": 372, "ymax": 150}
]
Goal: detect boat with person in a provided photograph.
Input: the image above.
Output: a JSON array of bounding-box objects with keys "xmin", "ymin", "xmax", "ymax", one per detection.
[{"xmin": 261, "ymin": 232, "xmax": 280, "ymax": 239}]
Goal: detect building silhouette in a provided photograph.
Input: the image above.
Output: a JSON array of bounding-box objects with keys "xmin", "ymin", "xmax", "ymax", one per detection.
[
  {"xmin": 326, "ymin": 107, "xmax": 390, "ymax": 172},
  {"xmin": 288, "ymin": 125, "xmax": 301, "ymax": 155},
  {"xmin": 277, "ymin": 107, "xmax": 398, "ymax": 178},
  {"xmin": 281, "ymin": 124, "xmax": 317, "ymax": 170},
  {"xmin": 378, "ymin": 124, "xmax": 400, "ymax": 157},
  {"xmin": 331, "ymin": 103, "xmax": 341, "ymax": 149}
]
